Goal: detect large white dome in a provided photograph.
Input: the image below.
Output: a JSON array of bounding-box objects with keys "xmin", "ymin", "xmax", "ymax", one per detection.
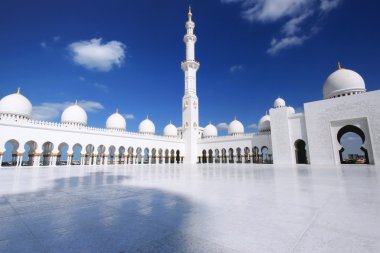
[
  {"xmin": 323, "ymin": 65, "xmax": 366, "ymax": 99},
  {"xmin": 139, "ymin": 117, "xmax": 155, "ymax": 134},
  {"xmin": 61, "ymin": 102, "xmax": 87, "ymax": 126},
  {"xmin": 163, "ymin": 122, "xmax": 177, "ymax": 137},
  {"xmin": 204, "ymin": 123, "xmax": 218, "ymax": 138},
  {"xmin": 274, "ymin": 97, "xmax": 286, "ymax": 108},
  {"xmin": 0, "ymin": 88, "xmax": 32, "ymax": 119},
  {"xmin": 228, "ymin": 118, "xmax": 244, "ymax": 135},
  {"xmin": 258, "ymin": 114, "xmax": 271, "ymax": 132},
  {"xmin": 106, "ymin": 110, "xmax": 126, "ymax": 130}
]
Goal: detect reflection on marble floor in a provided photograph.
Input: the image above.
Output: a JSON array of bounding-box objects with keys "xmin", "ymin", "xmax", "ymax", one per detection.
[{"xmin": 0, "ymin": 164, "xmax": 379, "ymax": 252}]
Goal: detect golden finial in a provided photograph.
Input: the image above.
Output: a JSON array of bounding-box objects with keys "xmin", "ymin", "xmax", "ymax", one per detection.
[
  {"xmin": 17, "ymin": 87, "xmax": 20, "ymax": 94},
  {"xmin": 75, "ymin": 99, "xmax": 78, "ymax": 105},
  {"xmin": 188, "ymin": 5, "xmax": 192, "ymax": 17},
  {"xmin": 338, "ymin": 62, "xmax": 342, "ymax": 70},
  {"xmin": 234, "ymin": 116, "xmax": 237, "ymax": 121}
]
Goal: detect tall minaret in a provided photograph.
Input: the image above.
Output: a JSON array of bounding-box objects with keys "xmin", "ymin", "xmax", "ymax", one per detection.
[{"xmin": 182, "ymin": 6, "xmax": 200, "ymax": 164}]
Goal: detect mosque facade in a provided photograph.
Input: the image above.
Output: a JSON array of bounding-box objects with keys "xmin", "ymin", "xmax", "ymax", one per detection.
[{"xmin": 0, "ymin": 9, "xmax": 379, "ymax": 167}]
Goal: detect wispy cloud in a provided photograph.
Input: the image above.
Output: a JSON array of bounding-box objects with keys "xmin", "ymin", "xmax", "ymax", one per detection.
[
  {"xmin": 217, "ymin": 122, "xmax": 229, "ymax": 129},
  {"xmin": 221, "ymin": 0, "xmax": 343, "ymax": 54},
  {"xmin": 40, "ymin": 42, "xmax": 47, "ymax": 48},
  {"xmin": 68, "ymin": 38, "xmax": 126, "ymax": 71},
  {"xmin": 53, "ymin": 36, "xmax": 61, "ymax": 42},
  {"xmin": 123, "ymin": 114, "xmax": 135, "ymax": 120},
  {"xmin": 320, "ymin": 0, "xmax": 342, "ymax": 13},
  {"xmin": 93, "ymin": 82, "xmax": 109, "ymax": 93},
  {"xmin": 267, "ymin": 35, "xmax": 308, "ymax": 55},
  {"xmin": 230, "ymin": 65, "xmax": 244, "ymax": 73},
  {"xmin": 248, "ymin": 123, "xmax": 258, "ymax": 129},
  {"xmin": 32, "ymin": 100, "xmax": 104, "ymax": 121}
]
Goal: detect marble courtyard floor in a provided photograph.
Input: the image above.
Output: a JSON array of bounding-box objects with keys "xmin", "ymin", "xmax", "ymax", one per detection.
[{"xmin": 0, "ymin": 164, "xmax": 379, "ymax": 253}]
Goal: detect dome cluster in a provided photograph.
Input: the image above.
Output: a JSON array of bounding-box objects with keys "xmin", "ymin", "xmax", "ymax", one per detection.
[
  {"xmin": 163, "ymin": 122, "xmax": 178, "ymax": 137},
  {"xmin": 204, "ymin": 123, "xmax": 218, "ymax": 138},
  {"xmin": 323, "ymin": 64, "xmax": 366, "ymax": 99},
  {"xmin": 0, "ymin": 88, "xmax": 33, "ymax": 119},
  {"xmin": 228, "ymin": 118, "xmax": 244, "ymax": 136},
  {"xmin": 139, "ymin": 117, "xmax": 156, "ymax": 135},
  {"xmin": 106, "ymin": 110, "xmax": 126, "ymax": 131},
  {"xmin": 258, "ymin": 114, "xmax": 271, "ymax": 133},
  {"xmin": 274, "ymin": 97, "xmax": 286, "ymax": 108},
  {"xmin": 61, "ymin": 101, "xmax": 88, "ymax": 126}
]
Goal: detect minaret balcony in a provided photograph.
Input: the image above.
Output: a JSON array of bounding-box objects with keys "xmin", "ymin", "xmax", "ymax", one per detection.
[
  {"xmin": 184, "ymin": 35, "xmax": 197, "ymax": 43},
  {"xmin": 181, "ymin": 60, "xmax": 200, "ymax": 71}
]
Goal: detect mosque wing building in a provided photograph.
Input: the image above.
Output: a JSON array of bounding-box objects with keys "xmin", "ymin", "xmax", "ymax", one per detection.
[{"xmin": 0, "ymin": 8, "xmax": 379, "ymax": 167}]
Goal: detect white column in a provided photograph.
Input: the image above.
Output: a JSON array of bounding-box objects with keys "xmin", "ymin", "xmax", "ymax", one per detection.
[
  {"xmin": 17, "ymin": 154, "xmax": 22, "ymax": 167},
  {"xmin": 0, "ymin": 153, "xmax": 3, "ymax": 166},
  {"xmin": 34, "ymin": 154, "xmax": 40, "ymax": 167}
]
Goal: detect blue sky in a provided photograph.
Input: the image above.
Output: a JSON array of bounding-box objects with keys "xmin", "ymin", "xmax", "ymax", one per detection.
[{"xmin": 0, "ymin": 0, "xmax": 379, "ymax": 145}]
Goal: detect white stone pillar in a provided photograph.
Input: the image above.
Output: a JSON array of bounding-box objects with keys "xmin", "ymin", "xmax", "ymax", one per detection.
[{"xmin": 0, "ymin": 152, "xmax": 3, "ymax": 166}]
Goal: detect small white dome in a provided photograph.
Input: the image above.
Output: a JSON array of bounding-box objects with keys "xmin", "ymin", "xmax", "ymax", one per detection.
[
  {"xmin": 0, "ymin": 88, "xmax": 32, "ymax": 119},
  {"xmin": 61, "ymin": 102, "xmax": 87, "ymax": 126},
  {"xmin": 139, "ymin": 117, "xmax": 155, "ymax": 134},
  {"xmin": 274, "ymin": 97, "xmax": 286, "ymax": 108},
  {"xmin": 204, "ymin": 123, "xmax": 218, "ymax": 138},
  {"xmin": 258, "ymin": 114, "xmax": 271, "ymax": 132},
  {"xmin": 288, "ymin": 106, "xmax": 296, "ymax": 114},
  {"xmin": 228, "ymin": 118, "xmax": 244, "ymax": 135},
  {"xmin": 106, "ymin": 110, "xmax": 126, "ymax": 130},
  {"xmin": 323, "ymin": 65, "xmax": 366, "ymax": 99},
  {"xmin": 163, "ymin": 122, "xmax": 177, "ymax": 137}
]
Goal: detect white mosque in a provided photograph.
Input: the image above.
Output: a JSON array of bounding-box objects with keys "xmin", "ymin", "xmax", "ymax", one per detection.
[{"xmin": 0, "ymin": 8, "xmax": 379, "ymax": 167}]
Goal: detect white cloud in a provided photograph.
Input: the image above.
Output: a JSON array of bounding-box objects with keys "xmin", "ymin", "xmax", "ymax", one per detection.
[
  {"xmin": 32, "ymin": 100, "xmax": 104, "ymax": 121},
  {"xmin": 221, "ymin": 0, "xmax": 343, "ymax": 54},
  {"xmin": 79, "ymin": 76, "xmax": 85, "ymax": 81},
  {"xmin": 248, "ymin": 123, "xmax": 258, "ymax": 129},
  {"xmin": 320, "ymin": 0, "xmax": 342, "ymax": 13},
  {"xmin": 123, "ymin": 114, "xmax": 135, "ymax": 120},
  {"xmin": 232, "ymin": 0, "xmax": 314, "ymax": 23},
  {"xmin": 217, "ymin": 122, "xmax": 229, "ymax": 129},
  {"xmin": 93, "ymin": 83, "xmax": 109, "ymax": 93},
  {"xmin": 282, "ymin": 11, "xmax": 313, "ymax": 35},
  {"xmin": 68, "ymin": 38, "xmax": 126, "ymax": 71},
  {"xmin": 230, "ymin": 65, "xmax": 244, "ymax": 73},
  {"xmin": 53, "ymin": 36, "xmax": 61, "ymax": 42},
  {"xmin": 267, "ymin": 35, "xmax": 308, "ymax": 55},
  {"xmin": 40, "ymin": 42, "xmax": 47, "ymax": 48}
]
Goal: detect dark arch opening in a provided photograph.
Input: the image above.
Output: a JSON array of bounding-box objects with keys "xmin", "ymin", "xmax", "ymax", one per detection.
[
  {"xmin": 294, "ymin": 139, "xmax": 308, "ymax": 164},
  {"xmin": 202, "ymin": 150, "xmax": 207, "ymax": 164},
  {"xmin": 176, "ymin": 150, "xmax": 180, "ymax": 164},
  {"xmin": 337, "ymin": 125, "xmax": 368, "ymax": 164}
]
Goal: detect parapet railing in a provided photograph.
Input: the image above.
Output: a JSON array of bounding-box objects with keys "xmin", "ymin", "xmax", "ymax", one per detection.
[{"xmin": 0, "ymin": 114, "xmax": 182, "ymax": 141}]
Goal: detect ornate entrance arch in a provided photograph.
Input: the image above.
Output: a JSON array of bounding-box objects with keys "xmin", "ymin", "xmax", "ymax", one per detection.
[
  {"xmin": 337, "ymin": 125, "xmax": 369, "ymax": 164},
  {"xmin": 294, "ymin": 139, "xmax": 308, "ymax": 164}
]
